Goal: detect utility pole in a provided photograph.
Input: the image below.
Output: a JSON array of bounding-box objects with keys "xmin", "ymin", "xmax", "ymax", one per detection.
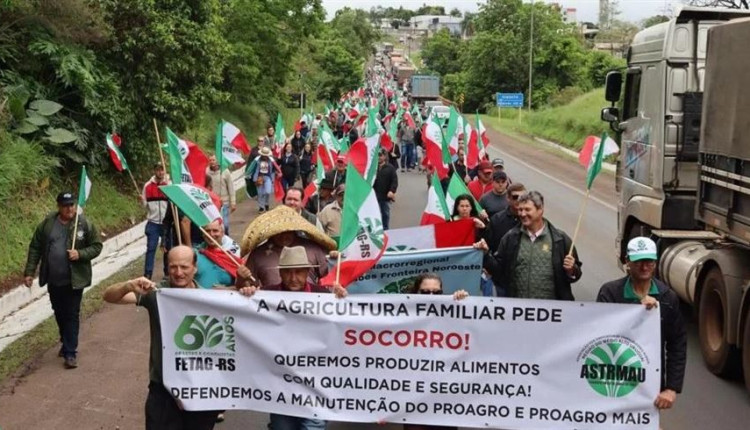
[{"xmin": 528, "ymin": 0, "xmax": 534, "ymax": 112}]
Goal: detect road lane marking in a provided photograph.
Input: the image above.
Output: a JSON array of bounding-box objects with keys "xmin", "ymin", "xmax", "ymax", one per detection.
[{"xmin": 485, "ymin": 145, "xmax": 618, "ymax": 212}]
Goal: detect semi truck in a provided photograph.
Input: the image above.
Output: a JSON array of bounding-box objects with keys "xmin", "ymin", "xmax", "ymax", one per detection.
[
  {"xmin": 600, "ymin": 7, "xmax": 750, "ymax": 393},
  {"xmin": 410, "ymin": 75, "xmax": 440, "ymax": 101}
]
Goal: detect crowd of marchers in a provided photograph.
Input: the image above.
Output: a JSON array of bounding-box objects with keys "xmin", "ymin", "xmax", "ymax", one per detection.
[{"xmin": 21, "ymin": 62, "xmax": 685, "ymax": 430}]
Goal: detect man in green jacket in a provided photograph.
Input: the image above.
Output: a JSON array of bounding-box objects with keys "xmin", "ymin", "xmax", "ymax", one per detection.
[{"xmin": 24, "ymin": 191, "xmax": 103, "ymax": 369}]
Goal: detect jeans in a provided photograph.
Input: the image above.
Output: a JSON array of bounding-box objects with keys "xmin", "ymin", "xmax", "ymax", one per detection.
[
  {"xmin": 48, "ymin": 285, "xmax": 83, "ymax": 359},
  {"xmin": 145, "ymin": 382, "xmax": 218, "ymax": 430},
  {"xmin": 220, "ymin": 204, "xmax": 230, "ymax": 235},
  {"xmin": 400, "ymin": 142, "xmax": 415, "ymax": 169},
  {"xmin": 269, "ymin": 414, "xmax": 326, "ymax": 430},
  {"xmin": 144, "ymin": 221, "xmax": 163, "ymax": 278},
  {"xmin": 378, "ymin": 199, "xmax": 391, "ymax": 231}
]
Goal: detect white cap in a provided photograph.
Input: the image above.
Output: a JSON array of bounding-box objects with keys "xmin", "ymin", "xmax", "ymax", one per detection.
[{"xmin": 626, "ymin": 237, "xmax": 658, "ymax": 262}]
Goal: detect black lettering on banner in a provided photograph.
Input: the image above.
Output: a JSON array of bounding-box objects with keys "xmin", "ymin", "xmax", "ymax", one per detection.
[
  {"xmin": 256, "ymin": 299, "xmax": 269, "ymax": 312},
  {"xmin": 276, "ymin": 393, "xmax": 286, "ymax": 403},
  {"xmin": 511, "ymin": 306, "xmax": 563, "ymax": 322},
  {"xmin": 528, "ymin": 407, "xmax": 607, "ymax": 424}
]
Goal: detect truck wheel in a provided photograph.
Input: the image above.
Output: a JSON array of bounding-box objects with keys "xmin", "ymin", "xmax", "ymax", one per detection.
[
  {"xmin": 743, "ymin": 312, "xmax": 750, "ymax": 395},
  {"xmin": 699, "ymin": 267, "xmax": 739, "ymax": 376}
]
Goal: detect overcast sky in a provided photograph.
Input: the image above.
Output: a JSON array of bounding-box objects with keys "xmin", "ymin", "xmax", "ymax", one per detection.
[{"xmin": 322, "ymin": 1, "xmax": 684, "ymax": 25}]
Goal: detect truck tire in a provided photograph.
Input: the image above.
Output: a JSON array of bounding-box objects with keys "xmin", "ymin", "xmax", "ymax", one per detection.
[
  {"xmin": 743, "ymin": 311, "xmax": 750, "ymax": 395},
  {"xmin": 699, "ymin": 267, "xmax": 739, "ymax": 376}
]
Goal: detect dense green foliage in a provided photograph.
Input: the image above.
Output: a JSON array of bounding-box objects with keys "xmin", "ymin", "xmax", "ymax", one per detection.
[
  {"xmin": 0, "ymin": 0, "xmax": 376, "ymax": 283},
  {"xmin": 418, "ymin": 0, "xmax": 626, "ymax": 111}
]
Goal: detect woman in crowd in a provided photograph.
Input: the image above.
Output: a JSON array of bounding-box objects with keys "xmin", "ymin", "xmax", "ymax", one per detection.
[
  {"xmin": 299, "ymin": 143, "xmax": 314, "ymax": 189},
  {"xmin": 279, "ymin": 142, "xmax": 300, "ymax": 191},
  {"xmin": 451, "ymin": 193, "xmax": 485, "ymax": 231},
  {"xmin": 402, "ymin": 272, "xmax": 466, "ymax": 430},
  {"xmin": 290, "ymin": 129, "xmax": 306, "ymax": 155}
]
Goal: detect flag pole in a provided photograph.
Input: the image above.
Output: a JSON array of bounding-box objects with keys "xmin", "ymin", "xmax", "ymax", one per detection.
[
  {"xmin": 127, "ymin": 169, "xmax": 140, "ymax": 195},
  {"xmin": 335, "ymin": 252, "xmax": 342, "ymax": 285},
  {"xmin": 153, "ymin": 118, "xmax": 182, "ymax": 246},
  {"xmin": 567, "ymin": 189, "xmax": 590, "ymax": 257},
  {"xmin": 70, "ymin": 210, "xmax": 80, "ymax": 251}
]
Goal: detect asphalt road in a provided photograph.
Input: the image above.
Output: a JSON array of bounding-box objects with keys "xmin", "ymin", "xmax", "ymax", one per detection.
[{"xmin": 1, "ymin": 125, "xmax": 749, "ymax": 429}]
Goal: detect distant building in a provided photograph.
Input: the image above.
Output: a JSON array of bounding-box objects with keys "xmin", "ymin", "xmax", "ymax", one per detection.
[
  {"xmin": 550, "ymin": 3, "xmax": 577, "ymax": 24},
  {"xmin": 409, "ymin": 15, "xmax": 462, "ymax": 37},
  {"xmin": 562, "ymin": 7, "xmax": 577, "ymax": 23}
]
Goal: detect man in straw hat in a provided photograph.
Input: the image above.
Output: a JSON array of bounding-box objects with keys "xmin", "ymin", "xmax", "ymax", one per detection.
[
  {"xmin": 238, "ymin": 246, "xmax": 344, "ymax": 430},
  {"xmin": 236, "ymin": 206, "xmax": 337, "ymax": 290}
]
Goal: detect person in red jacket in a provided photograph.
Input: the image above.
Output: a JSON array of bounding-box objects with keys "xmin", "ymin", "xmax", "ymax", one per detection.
[{"xmin": 467, "ymin": 160, "xmax": 494, "ymax": 201}]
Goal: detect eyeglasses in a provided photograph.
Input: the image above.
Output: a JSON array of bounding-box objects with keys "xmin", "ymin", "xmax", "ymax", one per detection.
[
  {"xmin": 418, "ymin": 289, "xmax": 443, "ymax": 295},
  {"xmin": 510, "ymin": 194, "xmax": 523, "ymax": 200}
]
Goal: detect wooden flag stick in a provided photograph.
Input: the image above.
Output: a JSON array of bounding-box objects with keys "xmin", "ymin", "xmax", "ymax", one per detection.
[
  {"xmin": 127, "ymin": 169, "xmax": 140, "ymax": 196},
  {"xmin": 567, "ymin": 189, "xmax": 591, "ymax": 257},
  {"xmin": 197, "ymin": 225, "xmax": 257, "ymax": 284},
  {"xmin": 153, "ymin": 118, "xmax": 182, "ymax": 246},
  {"xmin": 70, "ymin": 209, "xmax": 80, "ymax": 251},
  {"xmin": 335, "ymin": 252, "xmax": 342, "ymax": 286}
]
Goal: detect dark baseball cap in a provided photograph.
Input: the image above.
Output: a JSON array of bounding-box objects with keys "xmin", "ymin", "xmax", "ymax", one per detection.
[
  {"xmin": 493, "ymin": 170, "xmax": 508, "ymax": 182},
  {"xmin": 492, "ymin": 158, "xmax": 505, "ymax": 168},
  {"xmin": 57, "ymin": 191, "xmax": 75, "ymax": 205}
]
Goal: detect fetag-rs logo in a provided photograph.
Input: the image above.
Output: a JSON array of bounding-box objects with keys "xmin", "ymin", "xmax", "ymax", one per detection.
[{"xmin": 174, "ymin": 315, "xmax": 235, "ymax": 352}]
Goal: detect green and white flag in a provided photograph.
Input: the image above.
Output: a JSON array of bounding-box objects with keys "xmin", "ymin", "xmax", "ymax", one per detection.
[
  {"xmin": 76, "ymin": 165, "xmax": 92, "ymax": 214},
  {"xmin": 445, "ymin": 172, "xmax": 482, "ymax": 215},
  {"xmin": 320, "ymin": 164, "xmax": 388, "ymax": 287},
  {"xmin": 585, "ymin": 132, "xmax": 611, "ymax": 190},
  {"xmin": 159, "ymin": 183, "xmax": 221, "ymax": 227},
  {"xmin": 274, "ymin": 113, "xmax": 286, "ymax": 155}
]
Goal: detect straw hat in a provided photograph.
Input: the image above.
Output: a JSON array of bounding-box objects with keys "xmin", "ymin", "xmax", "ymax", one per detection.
[
  {"xmin": 275, "ymin": 246, "xmax": 318, "ymax": 269},
  {"xmin": 240, "ymin": 205, "xmax": 337, "ymax": 255},
  {"xmin": 259, "ymin": 146, "xmax": 272, "ymax": 157}
]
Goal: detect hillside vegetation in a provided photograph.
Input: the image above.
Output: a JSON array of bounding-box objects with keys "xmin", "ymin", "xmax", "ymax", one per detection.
[{"xmin": 482, "ymin": 88, "xmax": 610, "ymax": 150}]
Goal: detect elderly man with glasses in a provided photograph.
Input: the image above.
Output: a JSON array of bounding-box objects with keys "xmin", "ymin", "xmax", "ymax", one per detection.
[{"xmin": 474, "ymin": 190, "xmax": 582, "ymax": 299}]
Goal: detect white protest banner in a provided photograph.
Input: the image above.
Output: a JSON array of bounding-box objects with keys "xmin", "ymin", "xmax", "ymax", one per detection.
[
  {"xmin": 159, "ymin": 289, "xmax": 661, "ymax": 430},
  {"xmin": 347, "ymin": 246, "xmax": 482, "ymax": 295}
]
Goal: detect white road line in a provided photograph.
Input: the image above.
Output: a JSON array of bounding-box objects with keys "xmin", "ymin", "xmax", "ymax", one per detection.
[{"xmin": 485, "ymin": 145, "xmax": 618, "ymax": 212}]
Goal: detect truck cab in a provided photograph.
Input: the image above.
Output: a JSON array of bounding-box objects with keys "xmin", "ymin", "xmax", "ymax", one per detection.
[
  {"xmin": 602, "ymin": 7, "xmax": 750, "ymax": 392},
  {"xmin": 602, "ymin": 7, "xmax": 750, "ymax": 264}
]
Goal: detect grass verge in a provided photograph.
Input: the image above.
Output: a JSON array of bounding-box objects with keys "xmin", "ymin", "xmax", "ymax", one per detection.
[
  {"xmin": 485, "ymin": 88, "xmax": 609, "ymax": 151},
  {"xmin": 1, "ymin": 177, "xmax": 143, "ymax": 292},
  {"xmin": 0, "ymin": 258, "xmax": 143, "ymax": 384}
]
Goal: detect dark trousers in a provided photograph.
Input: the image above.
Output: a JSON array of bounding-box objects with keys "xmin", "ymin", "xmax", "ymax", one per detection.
[
  {"xmin": 378, "ymin": 199, "xmax": 391, "ymax": 231},
  {"xmin": 146, "ymin": 382, "xmax": 218, "ymax": 430},
  {"xmin": 48, "ymin": 285, "xmax": 83, "ymax": 359},
  {"xmin": 144, "ymin": 221, "xmax": 163, "ymax": 278}
]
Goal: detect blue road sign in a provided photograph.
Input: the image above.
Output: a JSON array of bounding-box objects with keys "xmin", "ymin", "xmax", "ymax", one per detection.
[{"xmin": 496, "ymin": 92, "xmax": 525, "ymax": 108}]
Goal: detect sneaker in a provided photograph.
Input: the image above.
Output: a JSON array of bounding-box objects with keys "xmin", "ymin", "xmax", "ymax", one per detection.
[
  {"xmin": 258, "ymin": 207, "xmax": 266, "ymax": 213},
  {"xmin": 216, "ymin": 412, "xmax": 225, "ymax": 423},
  {"xmin": 63, "ymin": 356, "xmax": 78, "ymax": 369}
]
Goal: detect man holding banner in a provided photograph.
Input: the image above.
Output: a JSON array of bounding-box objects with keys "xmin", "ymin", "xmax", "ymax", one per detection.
[
  {"xmin": 102, "ymin": 246, "xmax": 221, "ymax": 429},
  {"xmin": 476, "ymin": 191, "xmax": 581, "ymax": 299},
  {"xmin": 597, "ymin": 237, "xmax": 687, "ymax": 412}
]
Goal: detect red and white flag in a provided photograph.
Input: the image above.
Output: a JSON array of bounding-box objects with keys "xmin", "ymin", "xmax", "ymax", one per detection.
[
  {"xmin": 578, "ymin": 134, "xmax": 618, "ymax": 168},
  {"xmin": 386, "ymin": 219, "xmax": 476, "ymax": 252},
  {"xmin": 348, "ymin": 112, "xmax": 380, "ymax": 183},
  {"xmin": 420, "ymin": 173, "xmax": 451, "ymax": 225},
  {"xmin": 106, "ymin": 133, "xmax": 129, "ymax": 172},
  {"xmin": 467, "ymin": 112, "xmax": 489, "ymax": 169},
  {"xmin": 422, "ymin": 119, "xmax": 449, "ymax": 179}
]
